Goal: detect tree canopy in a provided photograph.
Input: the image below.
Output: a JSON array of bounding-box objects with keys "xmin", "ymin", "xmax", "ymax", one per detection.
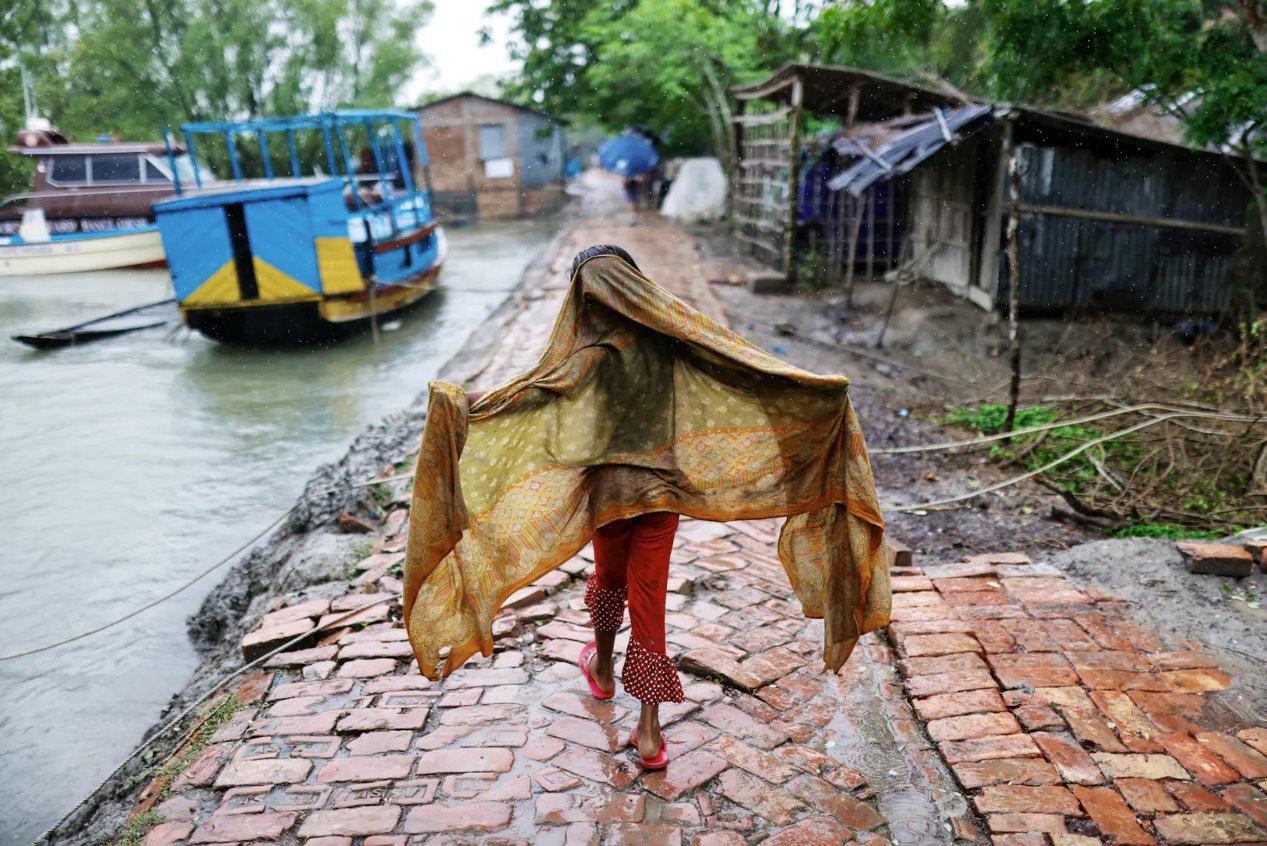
[{"xmin": 0, "ymin": 0, "xmax": 431, "ymax": 195}]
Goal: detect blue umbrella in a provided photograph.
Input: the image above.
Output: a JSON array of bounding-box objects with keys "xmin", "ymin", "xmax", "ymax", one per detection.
[{"xmin": 599, "ymin": 133, "xmax": 659, "ymax": 177}]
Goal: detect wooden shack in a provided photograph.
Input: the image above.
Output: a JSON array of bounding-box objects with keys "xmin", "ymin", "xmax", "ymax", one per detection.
[{"xmin": 416, "ymin": 93, "xmax": 567, "ymax": 221}]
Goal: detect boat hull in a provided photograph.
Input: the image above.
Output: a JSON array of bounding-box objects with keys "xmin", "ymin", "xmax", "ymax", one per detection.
[
  {"xmin": 0, "ymin": 228, "xmax": 165, "ymax": 277},
  {"xmin": 183, "ymin": 263, "xmax": 441, "ymax": 346}
]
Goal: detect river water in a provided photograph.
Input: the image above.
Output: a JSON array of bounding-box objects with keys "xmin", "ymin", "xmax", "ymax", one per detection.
[{"xmin": 0, "ymin": 216, "xmax": 556, "ymax": 842}]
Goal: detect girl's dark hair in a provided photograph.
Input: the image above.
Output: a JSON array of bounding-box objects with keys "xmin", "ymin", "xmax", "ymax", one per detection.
[{"xmin": 570, "ymin": 244, "xmax": 640, "ymax": 278}]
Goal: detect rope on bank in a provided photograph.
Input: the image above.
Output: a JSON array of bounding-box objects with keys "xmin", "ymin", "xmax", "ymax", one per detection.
[
  {"xmin": 0, "ymin": 473, "xmax": 414, "ymax": 663},
  {"xmin": 31, "ymin": 595, "xmax": 397, "ymax": 846}
]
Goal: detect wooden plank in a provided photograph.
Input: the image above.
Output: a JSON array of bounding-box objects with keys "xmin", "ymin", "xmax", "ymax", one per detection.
[{"xmin": 1015, "ymin": 202, "xmax": 1245, "ymax": 236}]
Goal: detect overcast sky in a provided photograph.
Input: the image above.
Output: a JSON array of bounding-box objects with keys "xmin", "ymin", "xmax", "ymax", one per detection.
[{"xmin": 408, "ymin": 2, "xmax": 518, "ymax": 102}]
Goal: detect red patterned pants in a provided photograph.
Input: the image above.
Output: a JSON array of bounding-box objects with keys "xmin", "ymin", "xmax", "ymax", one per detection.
[{"xmin": 585, "ymin": 511, "xmax": 685, "ymax": 704}]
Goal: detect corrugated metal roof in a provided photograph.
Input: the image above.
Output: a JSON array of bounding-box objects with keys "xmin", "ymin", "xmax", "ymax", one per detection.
[{"xmin": 826, "ymin": 104, "xmax": 994, "ymax": 195}]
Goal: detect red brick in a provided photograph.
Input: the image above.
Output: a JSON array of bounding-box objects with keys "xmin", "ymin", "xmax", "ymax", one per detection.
[
  {"xmin": 913, "ymin": 688, "xmax": 1006, "ymax": 721},
  {"xmin": 987, "ymin": 813, "xmax": 1066, "ymax": 833},
  {"xmin": 1152, "ymin": 811, "xmax": 1267, "ymax": 843},
  {"xmin": 171, "ymin": 744, "xmax": 233, "ymax": 789},
  {"xmin": 346, "ymin": 730, "xmax": 411, "ymax": 756},
  {"xmin": 710, "ymin": 736, "xmax": 798, "ymax": 784},
  {"xmin": 605, "ymin": 823, "xmax": 683, "ymax": 846},
  {"xmin": 738, "ymin": 646, "xmax": 808, "ymax": 685},
  {"xmin": 1060, "ymin": 708, "xmax": 1129, "ymax": 753},
  {"xmin": 336, "ymin": 708, "xmax": 428, "ymax": 733},
  {"xmin": 642, "ymin": 748, "xmax": 730, "ymax": 801},
  {"xmin": 188, "ymin": 812, "xmax": 297, "ymax": 843},
  {"xmin": 1033, "ymin": 732, "xmax": 1106, "ymax": 785},
  {"xmin": 417, "ymin": 748, "xmax": 513, "ymax": 774},
  {"xmin": 1195, "ymin": 732, "xmax": 1267, "ymax": 778},
  {"xmin": 1145, "ymin": 651, "xmax": 1221, "ymax": 671},
  {"xmin": 718, "ymin": 769, "xmax": 805, "ymax": 824},
  {"xmin": 900, "ymin": 633, "xmax": 983, "ymax": 657},
  {"xmin": 988, "ymin": 653, "xmax": 1078, "ymax": 689},
  {"xmin": 1166, "ymin": 780, "xmax": 1232, "ymax": 812},
  {"xmin": 940, "ymin": 734, "xmax": 1042, "ymax": 764},
  {"xmin": 297, "ymin": 806, "xmax": 401, "ymax": 837},
  {"xmin": 249, "ymin": 712, "xmax": 339, "ymax": 736},
  {"xmin": 973, "ymin": 785, "xmax": 1081, "ymax": 815},
  {"xmin": 546, "ymin": 716, "xmax": 624, "ymax": 753},
  {"xmin": 1089, "ymin": 690, "xmax": 1162, "ymax": 750},
  {"xmin": 213, "ymin": 758, "xmax": 311, "ymax": 787},
  {"xmin": 403, "ymin": 801, "xmax": 512, "ymax": 833},
  {"xmin": 437, "ymin": 704, "xmax": 526, "ymax": 726},
  {"xmin": 1175, "ymin": 541, "xmax": 1255, "ymax": 576},
  {"xmin": 903, "ymin": 652, "xmax": 989, "ymax": 675},
  {"xmin": 541, "ymin": 690, "xmax": 630, "ymax": 723},
  {"xmin": 388, "ymin": 778, "xmax": 438, "ymax": 805},
  {"xmin": 141, "ymin": 822, "xmax": 194, "ymax": 845},
  {"xmin": 1238, "ymin": 728, "xmax": 1267, "ymax": 756},
  {"xmin": 1116, "ymin": 777, "xmax": 1180, "ymax": 814},
  {"xmin": 1161, "ymin": 668, "xmax": 1233, "ymax": 693},
  {"xmin": 1160, "ymin": 733, "xmax": 1241, "ymax": 786},
  {"xmin": 1070, "ymin": 785, "xmax": 1156, "ymax": 845},
  {"xmin": 952, "ymin": 758, "xmax": 1061, "ymax": 789},
  {"xmin": 906, "ymin": 669, "xmax": 998, "ymax": 698},
  {"xmin": 679, "ymin": 648, "xmax": 764, "ymax": 690},
  {"xmin": 759, "ymin": 817, "xmax": 852, "ymax": 846},
  {"xmin": 701, "ymin": 703, "xmax": 789, "ymax": 749},
  {"xmin": 1221, "ymin": 783, "xmax": 1267, "ymax": 829},
  {"xmin": 336, "ymin": 658, "xmax": 397, "ymax": 677},
  {"xmin": 927, "ymin": 712, "xmax": 1023, "ymax": 743},
  {"xmin": 786, "ymin": 774, "xmax": 885, "ymax": 830},
  {"xmin": 990, "ymin": 836, "xmax": 1046, "ymax": 846},
  {"xmin": 444, "ymin": 667, "xmax": 530, "ymax": 688},
  {"xmin": 552, "ymin": 746, "xmax": 640, "ymax": 789},
  {"xmin": 317, "ymin": 755, "xmax": 415, "ymax": 782},
  {"xmin": 534, "ymin": 791, "xmax": 646, "ymax": 824},
  {"xmin": 339, "ymin": 640, "xmax": 414, "ymax": 660},
  {"xmin": 1090, "ymin": 753, "xmax": 1189, "ymax": 780}
]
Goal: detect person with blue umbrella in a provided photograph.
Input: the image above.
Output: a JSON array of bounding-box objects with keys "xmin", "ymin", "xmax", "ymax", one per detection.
[{"xmin": 600, "ymin": 131, "xmax": 660, "ymax": 224}]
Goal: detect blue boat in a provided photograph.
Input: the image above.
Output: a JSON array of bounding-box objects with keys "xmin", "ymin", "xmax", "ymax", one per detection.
[{"xmin": 153, "ymin": 110, "xmax": 445, "ymax": 345}]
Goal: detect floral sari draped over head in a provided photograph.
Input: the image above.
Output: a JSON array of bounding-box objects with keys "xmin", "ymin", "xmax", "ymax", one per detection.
[{"xmin": 404, "ymin": 254, "xmax": 890, "ymax": 680}]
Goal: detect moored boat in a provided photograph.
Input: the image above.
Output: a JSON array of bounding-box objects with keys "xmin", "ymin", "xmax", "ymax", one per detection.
[
  {"xmin": 154, "ymin": 111, "xmax": 445, "ymax": 345},
  {"xmin": 0, "ymin": 225, "xmax": 165, "ymax": 276},
  {"xmin": 0, "ymin": 121, "xmax": 190, "ymax": 275}
]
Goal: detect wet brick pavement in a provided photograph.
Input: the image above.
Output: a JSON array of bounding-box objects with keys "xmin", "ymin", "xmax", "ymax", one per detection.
[{"xmin": 125, "ymin": 192, "xmax": 1267, "ymax": 845}]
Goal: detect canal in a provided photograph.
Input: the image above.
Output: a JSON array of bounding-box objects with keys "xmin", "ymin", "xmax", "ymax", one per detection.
[{"xmin": 0, "ymin": 215, "xmax": 557, "ymax": 842}]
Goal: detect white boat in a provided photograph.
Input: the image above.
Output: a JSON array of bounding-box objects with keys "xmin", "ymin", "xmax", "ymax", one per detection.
[{"xmin": 0, "ymin": 225, "xmax": 165, "ymax": 277}]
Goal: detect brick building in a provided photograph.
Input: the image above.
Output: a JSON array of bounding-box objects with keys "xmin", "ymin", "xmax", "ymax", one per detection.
[{"xmin": 416, "ymin": 93, "xmax": 568, "ymax": 221}]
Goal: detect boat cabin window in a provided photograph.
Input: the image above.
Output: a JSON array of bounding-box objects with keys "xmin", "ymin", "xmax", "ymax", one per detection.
[
  {"xmin": 144, "ymin": 159, "xmax": 168, "ymax": 181},
  {"xmin": 50, "ymin": 156, "xmax": 88, "ymax": 184},
  {"xmin": 91, "ymin": 154, "xmax": 142, "ymax": 183}
]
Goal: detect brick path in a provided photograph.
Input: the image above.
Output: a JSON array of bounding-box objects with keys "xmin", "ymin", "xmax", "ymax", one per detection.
[
  {"xmin": 125, "ymin": 195, "xmax": 1267, "ymax": 846},
  {"xmin": 887, "ymin": 554, "xmax": 1267, "ymax": 846}
]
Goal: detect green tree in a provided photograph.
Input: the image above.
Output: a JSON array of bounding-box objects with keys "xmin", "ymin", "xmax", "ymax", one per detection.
[
  {"xmin": 0, "ymin": 0, "xmax": 431, "ymax": 195},
  {"xmin": 492, "ymin": 0, "xmax": 801, "ymax": 160}
]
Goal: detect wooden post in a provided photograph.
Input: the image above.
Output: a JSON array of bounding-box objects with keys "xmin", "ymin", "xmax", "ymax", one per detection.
[
  {"xmin": 843, "ymin": 193, "xmax": 864, "ymax": 307},
  {"xmin": 730, "ymin": 98, "xmax": 745, "ymax": 227},
  {"xmin": 1003, "ymin": 123, "xmax": 1023, "ymax": 437},
  {"xmin": 783, "ymin": 78, "xmax": 804, "ymax": 283},
  {"xmin": 865, "ymin": 187, "xmax": 875, "ymax": 285}
]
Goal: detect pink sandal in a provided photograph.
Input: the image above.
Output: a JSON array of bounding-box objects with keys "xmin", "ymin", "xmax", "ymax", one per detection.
[
  {"xmin": 579, "ymin": 642, "xmax": 614, "ymax": 701},
  {"xmin": 628, "ymin": 727, "xmax": 670, "ymax": 770}
]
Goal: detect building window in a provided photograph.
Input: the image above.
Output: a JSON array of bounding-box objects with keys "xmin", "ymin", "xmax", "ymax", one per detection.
[
  {"xmin": 92, "ymin": 154, "xmax": 142, "ymax": 183},
  {"xmin": 477, "ymin": 124, "xmax": 508, "ymax": 161},
  {"xmin": 50, "ymin": 157, "xmax": 88, "ymax": 184}
]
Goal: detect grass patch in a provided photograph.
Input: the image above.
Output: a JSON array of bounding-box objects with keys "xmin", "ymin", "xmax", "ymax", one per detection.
[
  {"xmin": 941, "ymin": 402, "xmax": 1251, "ymax": 533},
  {"xmin": 1108, "ymin": 523, "xmax": 1226, "ymax": 540},
  {"xmin": 113, "ymin": 810, "xmax": 165, "ymax": 846}
]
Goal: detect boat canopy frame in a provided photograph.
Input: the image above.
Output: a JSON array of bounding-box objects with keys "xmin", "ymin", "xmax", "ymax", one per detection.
[{"xmin": 160, "ymin": 110, "xmax": 429, "ymax": 208}]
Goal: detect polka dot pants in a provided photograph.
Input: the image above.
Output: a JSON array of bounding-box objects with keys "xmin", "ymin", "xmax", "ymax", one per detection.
[{"xmin": 585, "ymin": 511, "xmax": 685, "ymax": 705}]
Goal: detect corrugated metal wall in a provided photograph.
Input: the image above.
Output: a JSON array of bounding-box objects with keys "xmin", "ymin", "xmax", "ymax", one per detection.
[
  {"xmin": 1005, "ymin": 144, "xmax": 1246, "ymax": 314},
  {"xmin": 517, "ymin": 113, "xmax": 565, "ymax": 190}
]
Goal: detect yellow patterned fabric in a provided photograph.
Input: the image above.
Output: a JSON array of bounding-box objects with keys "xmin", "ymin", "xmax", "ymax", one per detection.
[{"xmin": 404, "ymin": 255, "xmax": 890, "ymax": 680}]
